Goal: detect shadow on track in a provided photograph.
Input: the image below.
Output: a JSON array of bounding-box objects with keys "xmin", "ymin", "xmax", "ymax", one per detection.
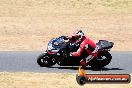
[{"xmin": 48, "ymin": 66, "xmax": 124, "ymax": 71}]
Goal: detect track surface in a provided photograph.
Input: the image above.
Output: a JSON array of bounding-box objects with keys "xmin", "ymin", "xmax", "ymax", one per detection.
[{"xmin": 0, "ymin": 51, "xmax": 132, "ymax": 73}]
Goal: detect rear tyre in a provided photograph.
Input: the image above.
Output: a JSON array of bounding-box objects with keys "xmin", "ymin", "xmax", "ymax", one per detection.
[
  {"xmin": 37, "ymin": 53, "xmax": 53, "ymax": 67},
  {"xmin": 89, "ymin": 52, "xmax": 112, "ymax": 69}
]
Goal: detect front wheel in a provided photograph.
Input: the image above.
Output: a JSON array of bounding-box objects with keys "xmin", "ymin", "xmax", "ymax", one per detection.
[
  {"xmin": 89, "ymin": 52, "xmax": 112, "ymax": 69},
  {"xmin": 37, "ymin": 53, "xmax": 53, "ymax": 67}
]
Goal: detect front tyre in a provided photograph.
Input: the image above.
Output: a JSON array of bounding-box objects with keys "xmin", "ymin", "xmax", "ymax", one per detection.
[
  {"xmin": 89, "ymin": 52, "xmax": 112, "ymax": 69},
  {"xmin": 37, "ymin": 53, "xmax": 53, "ymax": 67}
]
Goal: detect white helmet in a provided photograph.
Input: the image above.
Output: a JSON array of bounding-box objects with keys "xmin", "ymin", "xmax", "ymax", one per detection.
[{"xmin": 72, "ymin": 29, "xmax": 84, "ymax": 41}]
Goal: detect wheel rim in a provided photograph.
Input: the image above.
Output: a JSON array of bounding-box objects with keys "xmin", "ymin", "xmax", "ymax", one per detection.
[
  {"xmin": 97, "ymin": 56, "xmax": 107, "ymax": 60},
  {"xmin": 41, "ymin": 56, "xmax": 49, "ymax": 64},
  {"xmin": 101, "ymin": 56, "xmax": 107, "ymax": 60},
  {"xmin": 99, "ymin": 55, "xmax": 110, "ymax": 66}
]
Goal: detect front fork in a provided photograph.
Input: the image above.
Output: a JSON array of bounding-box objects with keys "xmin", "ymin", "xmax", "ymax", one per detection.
[{"xmin": 44, "ymin": 51, "xmax": 58, "ymax": 65}]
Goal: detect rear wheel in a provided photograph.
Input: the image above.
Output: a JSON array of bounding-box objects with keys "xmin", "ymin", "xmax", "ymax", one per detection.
[
  {"xmin": 37, "ymin": 53, "xmax": 53, "ymax": 67},
  {"xmin": 89, "ymin": 52, "xmax": 112, "ymax": 69}
]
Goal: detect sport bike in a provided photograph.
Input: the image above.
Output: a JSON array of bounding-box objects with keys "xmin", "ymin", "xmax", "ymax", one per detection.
[{"xmin": 37, "ymin": 36, "xmax": 114, "ymax": 68}]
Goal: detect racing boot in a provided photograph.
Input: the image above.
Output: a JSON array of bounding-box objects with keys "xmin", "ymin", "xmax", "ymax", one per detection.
[{"xmin": 80, "ymin": 59, "xmax": 88, "ymax": 67}]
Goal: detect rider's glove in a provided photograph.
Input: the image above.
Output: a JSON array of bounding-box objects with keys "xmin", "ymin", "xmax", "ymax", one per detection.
[{"xmin": 69, "ymin": 53, "xmax": 72, "ymax": 56}]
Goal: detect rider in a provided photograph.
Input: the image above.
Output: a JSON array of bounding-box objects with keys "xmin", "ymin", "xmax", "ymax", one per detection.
[{"xmin": 67, "ymin": 29, "xmax": 98, "ymax": 67}]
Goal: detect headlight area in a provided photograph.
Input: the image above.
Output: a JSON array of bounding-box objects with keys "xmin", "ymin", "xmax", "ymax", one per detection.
[
  {"xmin": 54, "ymin": 42, "xmax": 59, "ymax": 46},
  {"xmin": 47, "ymin": 45, "xmax": 54, "ymax": 50}
]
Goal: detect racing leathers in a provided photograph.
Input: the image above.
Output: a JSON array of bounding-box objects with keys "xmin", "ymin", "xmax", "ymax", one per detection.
[{"xmin": 71, "ymin": 35, "xmax": 98, "ymax": 66}]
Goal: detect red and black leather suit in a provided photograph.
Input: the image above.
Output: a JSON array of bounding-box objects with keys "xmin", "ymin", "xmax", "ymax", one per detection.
[{"xmin": 71, "ymin": 35, "xmax": 97, "ymax": 57}]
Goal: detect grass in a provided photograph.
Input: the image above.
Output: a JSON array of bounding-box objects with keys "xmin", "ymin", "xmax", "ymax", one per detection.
[
  {"xmin": 100, "ymin": 0, "xmax": 132, "ymax": 12},
  {"xmin": 0, "ymin": 0, "xmax": 131, "ymax": 51}
]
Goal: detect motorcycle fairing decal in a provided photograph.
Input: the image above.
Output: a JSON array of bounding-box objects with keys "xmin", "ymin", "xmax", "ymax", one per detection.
[{"xmin": 47, "ymin": 51, "xmax": 57, "ymax": 54}]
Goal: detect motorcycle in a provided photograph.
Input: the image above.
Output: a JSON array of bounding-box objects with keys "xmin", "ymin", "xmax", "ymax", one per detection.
[{"xmin": 37, "ymin": 36, "xmax": 114, "ymax": 68}]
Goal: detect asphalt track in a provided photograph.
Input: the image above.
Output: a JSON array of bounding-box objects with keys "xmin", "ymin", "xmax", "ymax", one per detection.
[{"xmin": 0, "ymin": 51, "xmax": 132, "ymax": 73}]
